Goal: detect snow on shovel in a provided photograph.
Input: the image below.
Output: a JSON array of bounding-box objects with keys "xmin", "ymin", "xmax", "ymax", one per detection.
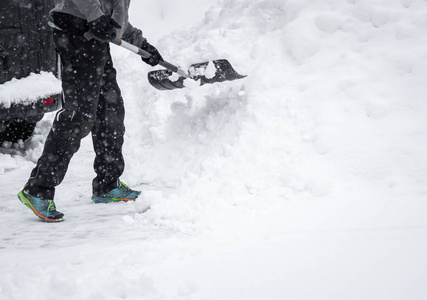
[{"xmin": 112, "ymin": 39, "xmax": 246, "ymax": 90}]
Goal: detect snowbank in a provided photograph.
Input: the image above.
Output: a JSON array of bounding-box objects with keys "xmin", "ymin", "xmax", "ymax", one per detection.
[{"xmin": 122, "ymin": 0, "xmax": 427, "ymax": 224}]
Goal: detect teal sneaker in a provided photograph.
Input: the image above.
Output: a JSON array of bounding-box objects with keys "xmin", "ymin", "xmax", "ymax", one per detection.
[
  {"xmin": 92, "ymin": 180, "xmax": 141, "ymax": 204},
  {"xmin": 17, "ymin": 190, "xmax": 64, "ymax": 222}
]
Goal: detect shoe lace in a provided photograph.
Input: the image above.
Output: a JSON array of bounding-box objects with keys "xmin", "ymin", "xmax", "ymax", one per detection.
[
  {"xmin": 119, "ymin": 181, "xmax": 131, "ymax": 191},
  {"xmin": 47, "ymin": 200, "xmax": 57, "ymax": 212}
]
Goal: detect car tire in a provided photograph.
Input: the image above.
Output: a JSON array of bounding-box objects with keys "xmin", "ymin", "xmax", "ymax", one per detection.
[{"xmin": 0, "ymin": 118, "xmax": 38, "ymax": 144}]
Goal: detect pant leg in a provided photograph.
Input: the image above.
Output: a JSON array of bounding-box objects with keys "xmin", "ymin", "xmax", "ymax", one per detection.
[
  {"xmin": 25, "ymin": 29, "xmax": 110, "ymax": 200},
  {"xmin": 91, "ymin": 54, "xmax": 126, "ymax": 196}
]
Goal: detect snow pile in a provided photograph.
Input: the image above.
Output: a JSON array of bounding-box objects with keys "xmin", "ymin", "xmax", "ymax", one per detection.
[
  {"xmin": 0, "ymin": 72, "xmax": 61, "ymax": 108},
  {"xmin": 121, "ymin": 0, "xmax": 427, "ymax": 229}
]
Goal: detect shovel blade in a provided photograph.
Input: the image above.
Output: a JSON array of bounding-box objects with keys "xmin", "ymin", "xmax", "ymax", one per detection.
[
  {"xmin": 148, "ymin": 69, "xmax": 185, "ymax": 90},
  {"xmin": 147, "ymin": 59, "xmax": 246, "ymax": 90}
]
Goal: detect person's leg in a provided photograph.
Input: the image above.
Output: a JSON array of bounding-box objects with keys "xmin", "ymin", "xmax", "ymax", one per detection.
[
  {"xmin": 24, "ymin": 29, "xmax": 110, "ymax": 200},
  {"xmin": 91, "ymin": 54, "xmax": 126, "ymax": 196},
  {"xmin": 90, "ymin": 53, "xmax": 141, "ymax": 203}
]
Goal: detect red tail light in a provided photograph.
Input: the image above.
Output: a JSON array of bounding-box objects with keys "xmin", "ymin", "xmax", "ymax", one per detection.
[{"xmin": 43, "ymin": 98, "xmax": 55, "ymax": 105}]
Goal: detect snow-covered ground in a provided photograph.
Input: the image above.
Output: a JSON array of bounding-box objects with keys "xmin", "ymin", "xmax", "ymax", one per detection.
[{"xmin": 1, "ymin": 0, "xmax": 427, "ymax": 299}]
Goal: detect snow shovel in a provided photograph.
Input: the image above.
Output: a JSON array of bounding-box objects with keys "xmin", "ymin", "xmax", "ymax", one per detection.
[{"xmin": 111, "ymin": 39, "xmax": 246, "ymax": 90}]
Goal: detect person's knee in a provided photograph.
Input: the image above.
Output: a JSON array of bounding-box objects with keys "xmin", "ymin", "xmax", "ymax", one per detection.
[{"xmin": 53, "ymin": 109, "xmax": 96, "ymax": 138}]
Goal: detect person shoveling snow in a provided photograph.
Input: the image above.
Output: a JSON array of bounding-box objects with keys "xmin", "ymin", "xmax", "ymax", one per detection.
[{"xmin": 17, "ymin": 0, "xmax": 163, "ymax": 222}]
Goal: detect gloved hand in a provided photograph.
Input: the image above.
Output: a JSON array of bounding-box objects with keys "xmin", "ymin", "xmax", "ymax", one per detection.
[
  {"xmin": 140, "ymin": 40, "xmax": 163, "ymax": 66},
  {"xmin": 88, "ymin": 15, "xmax": 121, "ymax": 42},
  {"xmin": 122, "ymin": 25, "xmax": 163, "ymax": 66}
]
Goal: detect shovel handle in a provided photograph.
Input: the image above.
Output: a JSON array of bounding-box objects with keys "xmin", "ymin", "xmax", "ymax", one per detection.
[
  {"xmin": 84, "ymin": 32, "xmax": 188, "ymax": 77},
  {"xmin": 112, "ymin": 39, "xmax": 188, "ymax": 77}
]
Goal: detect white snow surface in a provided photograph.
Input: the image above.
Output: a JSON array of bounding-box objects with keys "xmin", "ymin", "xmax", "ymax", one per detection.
[{"xmin": 1, "ymin": 0, "xmax": 427, "ymax": 299}]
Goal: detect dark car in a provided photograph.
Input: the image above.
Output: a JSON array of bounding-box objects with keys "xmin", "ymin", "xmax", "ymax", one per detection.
[{"xmin": 0, "ymin": 0, "xmax": 61, "ymax": 145}]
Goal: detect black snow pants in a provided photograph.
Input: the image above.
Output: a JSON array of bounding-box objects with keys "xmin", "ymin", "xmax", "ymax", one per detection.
[{"xmin": 25, "ymin": 18, "xmax": 125, "ymax": 200}]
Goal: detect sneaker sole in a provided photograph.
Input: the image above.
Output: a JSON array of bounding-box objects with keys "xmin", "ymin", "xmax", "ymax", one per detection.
[
  {"xmin": 92, "ymin": 197, "xmax": 137, "ymax": 204},
  {"xmin": 17, "ymin": 192, "xmax": 64, "ymax": 223}
]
